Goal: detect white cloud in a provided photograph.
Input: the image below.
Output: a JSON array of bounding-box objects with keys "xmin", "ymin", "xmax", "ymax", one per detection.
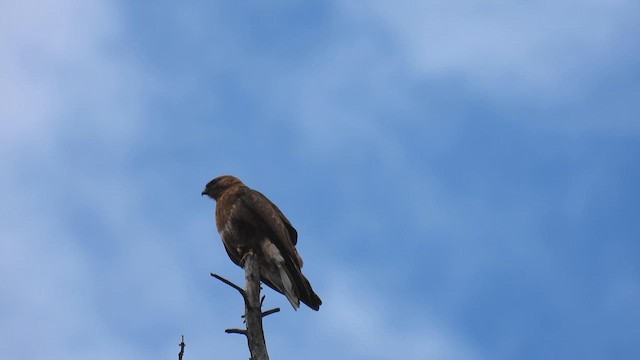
[
  {"xmin": 318, "ymin": 269, "xmax": 478, "ymax": 360},
  {"xmin": 349, "ymin": 0, "xmax": 638, "ymax": 97},
  {"xmin": 0, "ymin": 211, "xmax": 144, "ymax": 360},
  {"xmin": 2, "ymin": 1, "xmax": 635, "ymax": 359},
  {"xmin": 1, "ymin": 0, "xmax": 110, "ymax": 146},
  {"xmin": 0, "ymin": 1, "xmax": 165, "ymax": 358},
  {"xmin": 262, "ymin": 0, "xmax": 639, "ymax": 159}
]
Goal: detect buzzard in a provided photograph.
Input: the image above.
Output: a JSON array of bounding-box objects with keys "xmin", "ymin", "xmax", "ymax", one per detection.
[{"xmin": 202, "ymin": 175, "xmax": 322, "ymax": 311}]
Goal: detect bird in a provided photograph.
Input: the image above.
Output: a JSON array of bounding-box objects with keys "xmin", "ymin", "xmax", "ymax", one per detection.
[{"xmin": 202, "ymin": 175, "xmax": 322, "ymax": 311}]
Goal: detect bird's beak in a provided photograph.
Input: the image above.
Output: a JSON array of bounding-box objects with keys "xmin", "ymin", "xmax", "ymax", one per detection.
[{"xmin": 201, "ymin": 190, "xmax": 207, "ymax": 196}]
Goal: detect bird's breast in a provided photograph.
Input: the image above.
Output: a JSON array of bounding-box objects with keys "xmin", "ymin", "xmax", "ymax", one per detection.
[{"xmin": 215, "ymin": 196, "xmax": 237, "ymax": 232}]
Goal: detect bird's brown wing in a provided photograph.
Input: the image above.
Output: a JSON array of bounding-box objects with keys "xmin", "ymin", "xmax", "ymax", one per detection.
[
  {"xmin": 250, "ymin": 190, "xmax": 298, "ymax": 245},
  {"xmin": 274, "ymin": 202, "xmax": 298, "ymax": 245},
  {"xmin": 237, "ymin": 188, "xmax": 302, "ymax": 267},
  {"xmin": 237, "ymin": 187, "xmax": 321, "ymax": 310},
  {"xmin": 235, "ymin": 187, "xmax": 321, "ymax": 310}
]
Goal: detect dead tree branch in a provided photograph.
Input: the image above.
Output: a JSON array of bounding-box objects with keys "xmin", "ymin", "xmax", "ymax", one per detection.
[
  {"xmin": 243, "ymin": 252, "xmax": 269, "ymax": 360},
  {"xmin": 211, "ymin": 251, "xmax": 277, "ymax": 360},
  {"xmin": 261, "ymin": 308, "xmax": 280, "ymax": 318},
  {"xmin": 178, "ymin": 335, "xmax": 185, "ymax": 360},
  {"xmin": 225, "ymin": 328, "xmax": 247, "ymax": 335}
]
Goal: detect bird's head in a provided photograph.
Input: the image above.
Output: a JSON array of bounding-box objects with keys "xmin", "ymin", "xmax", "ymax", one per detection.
[{"xmin": 202, "ymin": 175, "xmax": 244, "ymax": 200}]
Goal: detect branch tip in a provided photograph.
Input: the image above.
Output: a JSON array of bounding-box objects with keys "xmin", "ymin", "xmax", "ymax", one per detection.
[
  {"xmin": 225, "ymin": 328, "xmax": 248, "ymax": 336},
  {"xmin": 178, "ymin": 335, "xmax": 185, "ymax": 360},
  {"xmin": 211, "ymin": 273, "xmax": 246, "ymax": 297}
]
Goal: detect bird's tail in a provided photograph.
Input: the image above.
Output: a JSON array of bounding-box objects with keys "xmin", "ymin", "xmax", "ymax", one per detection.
[
  {"xmin": 273, "ymin": 263, "xmax": 322, "ymax": 311},
  {"xmin": 281, "ymin": 258, "xmax": 322, "ymax": 311},
  {"xmin": 259, "ymin": 241, "xmax": 322, "ymax": 311},
  {"xmin": 277, "ymin": 264, "xmax": 300, "ymax": 310},
  {"xmin": 297, "ymin": 272, "xmax": 322, "ymax": 311}
]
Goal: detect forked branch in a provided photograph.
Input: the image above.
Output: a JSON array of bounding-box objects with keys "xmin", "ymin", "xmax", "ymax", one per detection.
[{"xmin": 211, "ymin": 252, "xmax": 278, "ymax": 360}]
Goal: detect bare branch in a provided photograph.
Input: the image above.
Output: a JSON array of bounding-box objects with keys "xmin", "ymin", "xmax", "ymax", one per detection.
[
  {"xmin": 225, "ymin": 328, "xmax": 248, "ymax": 336},
  {"xmin": 261, "ymin": 308, "xmax": 280, "ymax": 318},
  {"xmin": 242, "ymin": 307, "xmax": 281, "ymax": 319},
  {"xmin": 210, "ymin": 273, "xmax": 246, "ymax": 297},
  {"xmin": 211, "ymin": 253, "xmax": 273, "ymax": 359},
  {"xmin": 243, "ymin": 252, "xmax": 270, "ymax": 360},
  {"xmin": 178, "ymin": 335, "xmax": 185, "ymax": 360}
]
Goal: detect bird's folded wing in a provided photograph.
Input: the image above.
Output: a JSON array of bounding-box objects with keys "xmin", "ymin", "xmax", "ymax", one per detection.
[{"xmin": 237, "ymin": 189, "xmax": 303, "ymax": 268}]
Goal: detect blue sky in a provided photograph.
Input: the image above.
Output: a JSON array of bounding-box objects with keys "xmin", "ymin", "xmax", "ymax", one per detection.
[{"xmin": 1, "ymin": 1, "xmax": 639, "ymax": 359}]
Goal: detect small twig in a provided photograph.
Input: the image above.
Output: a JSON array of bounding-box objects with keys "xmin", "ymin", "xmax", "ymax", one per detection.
[
  {"xmin": 178, "ymin": 335, "xmax": 185, "ymax": 360},
  {"xmin": 225, "ymin": 328, "xmax": 248, "ymax": 336},
  {"xmin": 211, "ymin": 273, "xmax": 246, "ymax": 297},
  {"xmin": 241, "ymin": 307, "xmax": 280, "ymax": 319},
  {"xmin": 261, "ymin": 308, "xmax": 280, "ymax": 318}
]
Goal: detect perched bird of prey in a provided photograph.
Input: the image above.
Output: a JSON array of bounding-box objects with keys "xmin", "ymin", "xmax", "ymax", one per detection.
[{"xmin": 202, "ymin": 175, "xmax": 322, "ymax": 311}]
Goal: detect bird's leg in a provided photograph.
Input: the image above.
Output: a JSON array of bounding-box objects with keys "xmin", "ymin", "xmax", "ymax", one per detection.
[{"xmin": 239, "ymin": 248, "xmax": 254, "ymax": 267}]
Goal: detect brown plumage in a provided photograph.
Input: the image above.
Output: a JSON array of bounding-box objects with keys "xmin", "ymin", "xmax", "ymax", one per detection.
[{"xmin": 202, "ymin": 175, "xmax": 322, "ymax": 311}]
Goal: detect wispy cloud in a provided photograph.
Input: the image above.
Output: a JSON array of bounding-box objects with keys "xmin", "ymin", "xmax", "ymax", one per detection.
[
  {"xmin": 347, "ymin": 0, "xmax": 639, "ymax": 96},
  {"xmin": 2, "ymin": 1, "xmax": 638, "ymax": 359},
  {"xmin": 0, "ymin": 1, "xmax": 161, "ymax": 358},
  {"xmin": 317, "ymin": 269, "xmax": 479, "ymax": 360}
]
